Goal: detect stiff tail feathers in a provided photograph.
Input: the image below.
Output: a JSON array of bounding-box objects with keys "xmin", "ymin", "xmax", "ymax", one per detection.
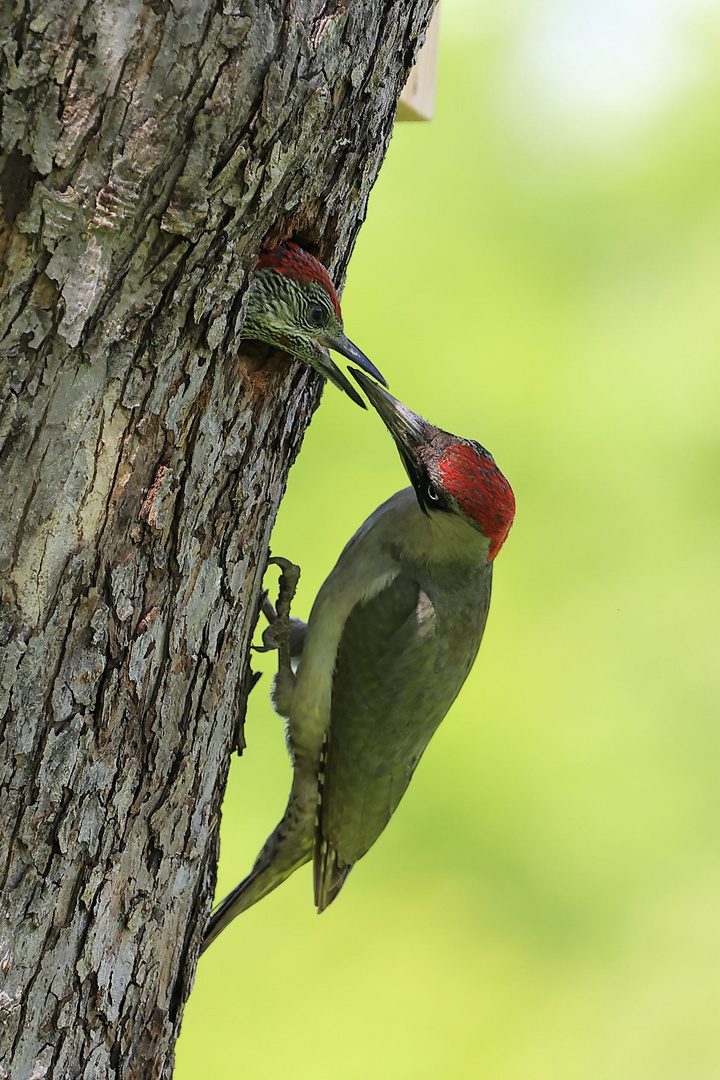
[
  {"xmin": 201, "ymin": 805, "xmax": 312, "ymax": 953},
  {"xmin": 201, "ymin": 865, "xmax": 283, "ymax": 954}
]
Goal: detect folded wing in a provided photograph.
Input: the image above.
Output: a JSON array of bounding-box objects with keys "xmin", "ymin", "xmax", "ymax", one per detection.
[{"xmin": 314, "ymin": 566, "xmax": 492, "ymax": 910}]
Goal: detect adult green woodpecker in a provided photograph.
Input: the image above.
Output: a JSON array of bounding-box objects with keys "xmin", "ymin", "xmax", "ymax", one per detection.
[
  {"xmin": 242, "ymin": 241, "xmax": 386, "ymax": 407},
  {"xmin": 202, "ymin": 371, "xmax": 515, "ymax": 951}
]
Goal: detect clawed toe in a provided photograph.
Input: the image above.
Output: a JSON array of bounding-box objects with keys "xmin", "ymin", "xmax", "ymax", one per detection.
[
  {"xmin": 267, "ymin": 556, "xmax": 301, "ymax": 622},
  {"xmin": 255, "ymin": 555, "xmax": 302, "ymax": 671}
]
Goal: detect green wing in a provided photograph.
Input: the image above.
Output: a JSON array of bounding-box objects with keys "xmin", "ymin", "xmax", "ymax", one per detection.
[{"xmin": 314, "ymin": 567, "xmax": 492, "ymax": 910}]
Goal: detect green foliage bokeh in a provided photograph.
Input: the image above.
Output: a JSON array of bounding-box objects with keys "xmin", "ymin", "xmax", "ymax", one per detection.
[{"xmin": 177, "ymin": 4, "xmax": 720, "ymax": 1076}]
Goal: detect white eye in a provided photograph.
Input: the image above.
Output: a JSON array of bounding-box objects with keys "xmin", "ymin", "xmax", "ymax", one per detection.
[{"xmin": 427, "ymin": 484, "xmax": 439, "ymax": 501}]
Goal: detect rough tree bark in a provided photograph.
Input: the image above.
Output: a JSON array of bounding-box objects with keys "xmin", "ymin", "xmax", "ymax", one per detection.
[{"xmin": 0, "ymin": 1, "xmax": 436, "ymax": 1075}]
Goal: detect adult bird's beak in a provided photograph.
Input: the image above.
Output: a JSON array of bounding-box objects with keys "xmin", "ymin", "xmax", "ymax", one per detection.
[
  {"xmin": 349, "ymin": 369, "xmax": 438, "ymax": 507},
  {"xmin": 320, "ymin": 334, "xmax": 389, "ymax": 389}
]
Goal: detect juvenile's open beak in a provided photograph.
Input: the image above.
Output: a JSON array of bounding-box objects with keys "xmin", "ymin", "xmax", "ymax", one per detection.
[
  {"xmin": 321, "ymin": 334, "xmax": 388, "ymax": 389},
  {"xmin": 349, "ymin": 369, "xmax": 437, "ymax": 503},
  {"xmin": 319, "ymin": 354, "xmax": 368, "ymax": 408}
]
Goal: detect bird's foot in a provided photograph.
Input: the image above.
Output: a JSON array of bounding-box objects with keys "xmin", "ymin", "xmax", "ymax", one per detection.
[
  {"xmin": 253, "ymin": 556, "xmax": 301, "ymax": 674},
  {"xmin": 252, "ymin": 591, "xmax": 280, "ymax": 653},
  {"xmin": 267, "ymin": 556, "xmax": 301, "ymax": 619}
]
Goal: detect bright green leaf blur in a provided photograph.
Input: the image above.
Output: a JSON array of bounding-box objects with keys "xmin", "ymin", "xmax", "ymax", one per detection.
[{"xmin": 177, "ymin": 3, "xmax": 720, "ymax": 1077}]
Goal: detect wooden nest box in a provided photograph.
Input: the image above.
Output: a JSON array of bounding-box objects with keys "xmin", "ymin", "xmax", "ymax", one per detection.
[{"xmin": 397, "ymin": 6, "xmax": 440, "ymax": 122}]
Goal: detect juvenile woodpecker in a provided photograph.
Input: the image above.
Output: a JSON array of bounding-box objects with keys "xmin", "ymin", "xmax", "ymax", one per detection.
[
  {"xmin": 202, "ymin": 371, "xmax": 515, "ymax": 951},
  {"xmin": 242, "ymin": 241, "xmax": 386, "ymax": 407}
]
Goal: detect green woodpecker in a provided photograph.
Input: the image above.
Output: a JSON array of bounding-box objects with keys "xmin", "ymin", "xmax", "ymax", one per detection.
[{"xmin": 202, "ymin": 371, "xmax": 515, "ymax": 951}]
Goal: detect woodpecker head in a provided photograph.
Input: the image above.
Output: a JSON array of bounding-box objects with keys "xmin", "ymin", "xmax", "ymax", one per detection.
[
  {"xmin": 351, "ymin": 370, "xmax": 515, "ymax": 561},
  {"xmin": 242, "ymin": 241, "xmax": 386, "ymax": 408}
]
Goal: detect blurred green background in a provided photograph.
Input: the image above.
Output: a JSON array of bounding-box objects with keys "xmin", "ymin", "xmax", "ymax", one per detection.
[{"xmin": 177, "ymin": 1, "xmax": 720, "ymax": 1076}]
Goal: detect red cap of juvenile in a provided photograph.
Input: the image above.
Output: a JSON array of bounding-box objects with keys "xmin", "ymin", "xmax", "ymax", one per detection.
[
  {"xmin": 257, "ymin": 242, "xmax": 342, "ymax": 317},
  {"xmin": 438, "ymin": 443, "xmax": 516, "ymax": 560}
]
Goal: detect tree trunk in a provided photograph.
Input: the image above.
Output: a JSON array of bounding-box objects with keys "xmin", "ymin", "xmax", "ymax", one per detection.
[{"xmin": 0, "ymin": 1, "xmax": 435, "ymax": 1075}]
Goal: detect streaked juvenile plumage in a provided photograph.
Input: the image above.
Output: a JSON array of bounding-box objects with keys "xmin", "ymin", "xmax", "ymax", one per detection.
[{"xmin": 242, "ymin": 241, "xmax": 386, "ymax": 407}]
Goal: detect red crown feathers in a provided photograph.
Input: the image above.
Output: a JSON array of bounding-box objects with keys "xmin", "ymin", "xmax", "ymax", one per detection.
[
  {"xmin": 438, "ymin": 444, "xmax": 515, "ymax": 560},
  {"xmin": 257, "ymin": 242, "xmax": 342, "ymax": 317}
]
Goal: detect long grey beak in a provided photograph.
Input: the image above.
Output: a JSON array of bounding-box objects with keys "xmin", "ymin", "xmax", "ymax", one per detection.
[
  {"xmin": 321, "ymin": 334, "xmax": 388, "ymax": 389},
  {"xmin": 349, "ymin": 369, "xmax": 433, "ymax": 440},
  {"xmin": 349, "ymin": 369, "xmax": 437, "ymax": 499}
]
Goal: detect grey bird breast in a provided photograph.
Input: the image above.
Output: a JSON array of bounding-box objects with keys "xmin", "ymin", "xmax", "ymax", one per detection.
[{"xmin": 319, "ymin": 564, "xmax": 493, "ymax": 869}]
